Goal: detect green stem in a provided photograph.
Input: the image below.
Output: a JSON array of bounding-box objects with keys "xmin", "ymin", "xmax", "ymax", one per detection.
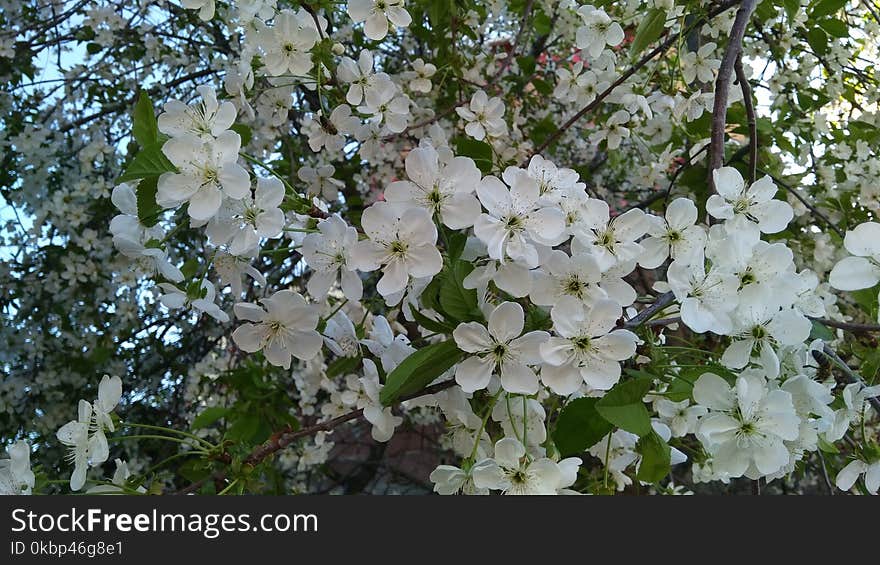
[{"xmin": 123, "ymin": 422, "xmax": 215, "ymax": 449}]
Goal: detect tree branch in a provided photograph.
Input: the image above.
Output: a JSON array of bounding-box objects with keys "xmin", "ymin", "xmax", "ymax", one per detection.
[
  {"xmin": 530, "ymin": 0, "xmax": 742, "ymax": 160},
  {"xmin": 174, "ymin": 379, "xmax": 457, "ymax": 495},
  {"xmin": 734, "ymin": 57, "xmax": 757, "ymax": 184},
  {"xmin": 707, "ymin": 0, "xmax": 758, "ymax": 186}
]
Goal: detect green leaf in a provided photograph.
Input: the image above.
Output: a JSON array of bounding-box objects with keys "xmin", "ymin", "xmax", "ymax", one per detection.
[
  {"xmin": 782, "ymin": 0, "xmax": 800, "ymax": 20},
  {"xmin": 226, "ymin": 413, "xmax": 261, "ymax": 442},
  {"xmin": 553, "ymin": 397, "xmax": 614, "ymax": 456},
  {"xmin": 596, "ymin": 378, "xmax": 653, "ymax": 436},
  {"xmin": 809, "ymin": 320, "xmax": 835, "ymax": 341},
  {"xmin": 635, "ymin": 429, "xmax": 671, "ymax": 483},
  {"xmin": 135, "ymin": 176, "xmax": 162, "ymax": 227},
  {"xmin": 818, "ymin": 18, "xmax": 848, "ymax": 37},
  {"xmin": 230, "ymin": 123, "xmax": 252, "ymax": 146},
  {"xmin": 630, "ymin": 9, "xmax": 666, "ymax": 57},
  {"xmin": 805, "ymin": 27, "xmax": 829, "ymax": 56},
  {"xmin": 817, "ymin": 435, "xmax": 839, "ymax": 454},
  {"xmin": 380, "ymin": 340, "xmax": 464, "ymax": 405},
  {"xmin": 180, "ymin": 258, "xmax": 200, "ymax": 280},
  {"xmin": 534, "ymin": 10, "xmax": 552, "ymax": 35},
  {"xmin": 326, "ymin": 355, "xmax": 361, "ymax": 377},
  {"xmin": 118, "ymin": 141, "xmax": 176, "ymax": 183},
  {"xmin": 439, "ymin": 259, "xmax": 481, "ymax": 322},
  {"xmin": 445, "ymin": 229, "xmax": 467, "ymax": 261},
  {"xmin": 132, "ymin": 90, "xmax": 159, "ymax": 147},
  {"xmin": 410, "ymin": 308, "xmax": 455, "ymax": 334},
  {"xmin": 454, "ymin": 138, "xmax": 493, "ymax": 174},
  {"xmin": 810, "ymin": 0, "xmax": 847, "ymax": 18},
  {"xmin": 192, "ymin": 406, "xmax": 231, "ymax": 430}
]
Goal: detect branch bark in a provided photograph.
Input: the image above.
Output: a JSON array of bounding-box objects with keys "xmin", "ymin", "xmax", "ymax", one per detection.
[{"xmin": 707, "ymin": 0, "xmax": 758, "ymax": 187}]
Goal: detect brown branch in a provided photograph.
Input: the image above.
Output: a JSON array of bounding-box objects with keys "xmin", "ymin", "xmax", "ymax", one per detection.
[
  {"xmin": 756, "ymin": 167, "xmax": 846, "ymax": 239},
  {"xmin": 59, "ymin": 69, "xmax": 218, "ymax": 133},
  {"xmin": 818, "ymin": 345, "xmax": 880, "ymax": 414},
  {"xmin": 530, "ymin": 0, "xmax": 742, "ymax": 161},
  {"xmin": 734, "ymin": 58, "xmax": 757, "ymax": 184},
  {"xmin": 174, "ymin": 379, "xmax": 457, "ymax": 495},
  {"xmin": 812, "ymin": 318, "xmax": 880, "ymax": 333},
  {"xmin": 623, "ymin": 291, "xmax": 676, "ymax": 329},
  {"xmin": 707, "ymin": 0, "xmax": 758, "ymax": 187}
]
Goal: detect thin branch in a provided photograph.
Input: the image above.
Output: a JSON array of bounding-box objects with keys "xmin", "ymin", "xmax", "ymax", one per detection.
[
  {"xmin": 707, "ymin": 0, "xmax": 758, "ymax": 187},
  {"xmin": 818, "ymin": 345, "xmax": 880, "ymax": 414},
  {"xmin": 174, "ymin": 379, "xmax": 457, "ymax": 495},
  {"xmin": 624, "ymin": 291, "xmax": 676, "ymax": 329},
  {"xmin": 734, "ymin": 57, "xmax": 757, "ymax": 184},
  {"xmin": 812, "ymin": 318, "xmax": 880, "ymax": 333},
  {"xmin": 531, "ymin": 0, "xmax": 742, "ymax": 160},
  {"xmin": 757, "ymin": 168, "xmax": 846, "ymax": 239}
]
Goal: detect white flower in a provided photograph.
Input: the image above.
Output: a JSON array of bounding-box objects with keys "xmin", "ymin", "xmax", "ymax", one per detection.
[
  {"xmin": 307, "ymin": 104, "xmax": 360, "ymax": 152},
  {"xmin": 452, "ymin": 301, "xmax": 549, "ymax": 394},
  {"xmin": 57, "ymin": 401, "xmax": 97, "ymax": 491},
  {"xmin": 540, "ymin": 296, "xmax": 638, "ymax": 394},
  {"xmin": 56, "ymin": 377, "xmax": 121, "ymax": 493},
  {"xmin": 157, "ymin": 131, "xmax": 250, "ymax": 221},
  {"xmin": 302, "ymin": 214, "xmax": 363, "ymax": 301},
  {"xmin": 591, "ymin": 109, "xmax": 630, "ymax": 149},
  {"xmin": 158, "ymin": 280, "xmax": 229, "ymax": 323},
  {"xmin": 347, "ymin": 0, "xmax": 412, "ymax": 41},
  {"xmin": 258, "ymin": 9, "xmax": 319, "ymax": 76},
  {"xmin": 361, "ymin": 315, "xmax": 415, "ymax": 372},
  {"xmin": 680, "ymin": 42, "xmax": 720, "ymax": 84},
  {"xmin": 530, "ymin": 249, "xmax": 604, "ymax": 307},
  {"xmin": 473, "ymin": 169, "xmax": 566, "ymax": 268},
  {"xmin": 526, "ymin": 154, "xmax": 586, "ymax": 204},
  {"xmin": 571, "ymin": 199, "xmax": 647, "ymax": 271},
  {"xmin": 158, "ymin": 85, "xmax": 235, "ymax": 139},
  {"xmin": 836, "ymin": 459, "xmax": 880, "ymax": 494},
  {"xmin": 206, "ymin": 176, "xmax": 285, "ymax": 255},
  {"xmin": 356, "ymin": 359, "xmax": 403, "ymax": 442},
  {"xmin": 180, "ymin": 0, "xmax": 215, "ymax": 21},
  {"xmin": 298, "ymin": 165, "xmax": 344, "ymax": 202},
  {"xmin": 829, "ymin": 222, "xmax": 880, "ymax": 291},
  {"xmin": 639, "ymin": 198, "xmax": 707, "ymax": 269},
  {"xmin": 92, "ymin": 375, "xmax": 123, "ymax": 435},
  {"xmin": 707, "ymin": 168, "xmax": 794, "ymax": 234},
  {"xmin": 358, "ymin": 81, "xmax": 410, "ymax": 133},
  {"xmin": 110, "ymin": 183, "xmax": 184, "ymax": 282},
  {"xmin": 0, "ymin": 441, "xmax": 35, "ymax": 495},
  {"xmin": 575, "ymin": 6, "xmax": 625, "ymax": 58},
  {"xmin": 351, "ymin": 202, "xmax": 442, "ymax": 297},
  {"xmin": 472, "ymin": 438, "xmax": 569, "ymax": 495},
  {"xmin": 337, "ymin": 49, "xmax": 390, "ymax": 106},
  {"xmin": 232, "ymin": 290, "xmax": 322, "ymax": 368},
  {"xmin": 214, "ymin": 251, "xmax": 266, "ymax": 298},
  {"xmin": 825, "ymin": 382, "xmax": 880, "ymax": 441},
  {"xmin": 406, "ymin": 58, "xmax": 437, "ymax": 93},
  {"xmin": 429, "ymin": 465, "xmax": 486, "ymax": 495},
  {"xmin": 693, "ymin": 370, "xmax": 800, "ymax": 479},
  {"xmin": 384, "ymin": 144, "xmax": 482, "ymax": 229},
  {"xmin": 655, "ymin": 398, "xmax": 707, "ymax": 437},
  {"xmin": 456, "ymin": 90, "xmax": 507, "ymax": 140},
  {"xmin": 323, "ymin": 310, "xmax": 360, "ymax": 358},
  {"xmin": 720, "ymin": 301, "xmax": 812, "ymax": 378}
]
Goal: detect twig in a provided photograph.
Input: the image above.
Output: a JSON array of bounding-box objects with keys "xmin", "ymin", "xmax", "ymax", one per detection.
[
  {"xmin": 734, "ymin": 57, "xmax": 757, "ymax": 184},
  {"xmin": 812, "ymin": 318, "xmax": 880, "ymax": 333},
  {"xmin": 757, "ymin": 168, "xmax": 846, "ymax": 239},
  {"xmin": 174, "ymin": 379, "xmax": 457, "ymax": 495},
  {"xmin": 624, "ymin": 291, "xmax": 676, "ymax": 329},
  {"xmin": 531, "ymin": 0, "xmax": 742, "ymax": 160},
  {"xmin": 707, "ymin": 0, "xmax": 758, "ymax": 187},
  {"xmin": 819, "ymin": 345, "xmax": 880, "ymax": 414}
]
